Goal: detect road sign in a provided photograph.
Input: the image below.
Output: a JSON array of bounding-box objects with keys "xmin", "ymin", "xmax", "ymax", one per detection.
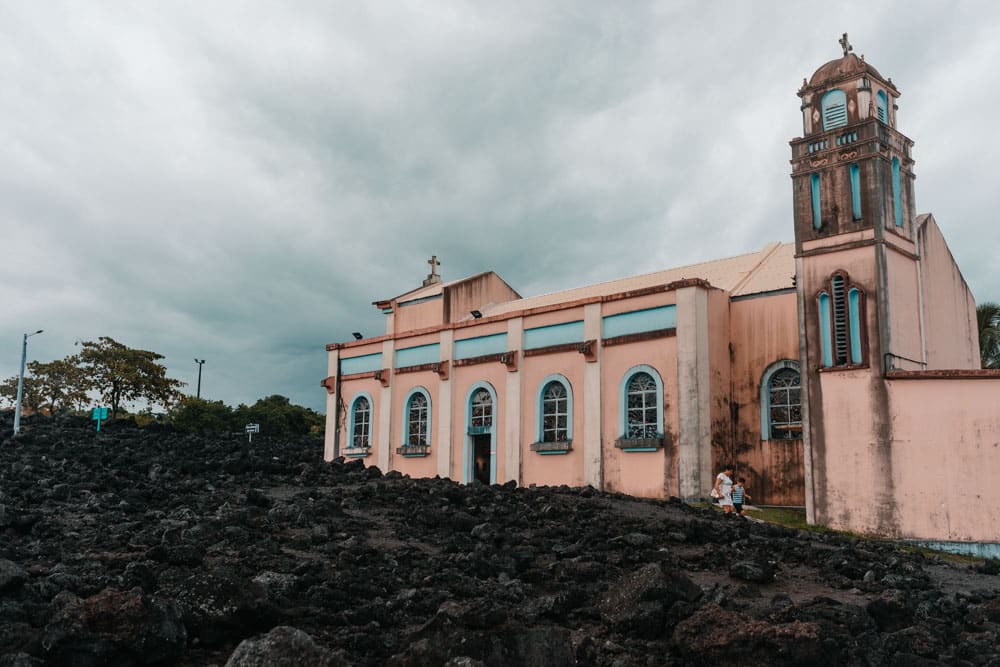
[
  {"xmin": 245, "ymin": 423, "xmax": 260, "ymax": 442},
  {"xmin": 91, "ymin": 407, "xmax": 109, "ymax": 431}
]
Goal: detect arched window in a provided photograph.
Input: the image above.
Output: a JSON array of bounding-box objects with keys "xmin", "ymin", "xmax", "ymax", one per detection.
[
  {"xmin": 403, "ymin": 388, "xmax": 430, "ymax": 447},
  {"xmin": 760, "ymin": 361, "xmax": 802, "ymax": 440},
  {"xmin": 892, "ymin": 157, "xmax": 903, "ymax": 228},
  {"xmin": 470, "ymin": 387, "xmax": 493, "ymax": 431},
  {"xmin": 619, "ymin": 366, "xmax": 663, "ymax": 440},
  {"xmin": 818, "ymin": 273, "xmax": 866, "ymax": 368},
  {"xmin": 537, "ymin": 376, "xmax": 572, "ymax": 443},
  {"xmin": 876, "ymin": 90, "xmax": 888, "ymax": 124},
  {"xmin": 349, "ymin": 395, "xmax": 372, "ymax": 448},
  {"xmin": 821, "ymin": 89, "xmax": 848, "ymax": 130}
]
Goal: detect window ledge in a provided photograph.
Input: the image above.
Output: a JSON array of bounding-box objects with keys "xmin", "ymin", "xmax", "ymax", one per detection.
[
  {"xmin": 396, "ymin": 445, "xmax": 431, "ymax": 457},
  {"xmin": 342, "ymin": 447, "xmax": 372, "ymax": 458},
  {"xmin": 530, "ymin": 440, "xmax": 572, "ymax": 454},
  {"xmin": 615, "ymin": 437, "xmax": 664, "ymax": 452}
]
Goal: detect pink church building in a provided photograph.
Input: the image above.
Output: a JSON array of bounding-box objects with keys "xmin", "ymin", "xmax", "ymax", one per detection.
[{"xmin": 323, "ymin": 40, "xmax": 1000, "ymax": 554}]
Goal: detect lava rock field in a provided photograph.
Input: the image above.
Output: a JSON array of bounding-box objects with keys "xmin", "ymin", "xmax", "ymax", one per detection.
[{"xmin": 0, "ymin": 415, "xmax": 998, "ymax": 666}]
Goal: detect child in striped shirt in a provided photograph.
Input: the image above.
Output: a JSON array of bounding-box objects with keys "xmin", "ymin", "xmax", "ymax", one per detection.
[{"xmin": 732, "ymin": 478, "xmax": 751, "ymax": 516}]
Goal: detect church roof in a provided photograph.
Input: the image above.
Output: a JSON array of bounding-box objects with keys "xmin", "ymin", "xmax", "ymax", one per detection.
[
  {"xmin": 808, "ymin": 53, "xmax": 884, "ymax": 88},
  {"xmin": 481, "ymin": 242, "xmax": 794, "ymax": 317}
]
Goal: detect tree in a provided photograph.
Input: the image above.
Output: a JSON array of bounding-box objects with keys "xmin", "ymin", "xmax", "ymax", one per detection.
[
  {"xmin": 978, "ymin": 301, "xmax": 1000, "ymax": 369},
  {"xmin": 233, "ymin": 395, "xmax": 324, "ymax": 437},
  {"xmin": 0, "ymin": 374, "xmax": 44, "ymax": 414},
  {"xmin": 169, "ymin": 396, "xmax": 236, "ymax": 432},
  {"xmin": 77, "ymin": 337, "xmax": 185, "ymax": 418},
  {"xmin": 27, "ymin": 356, "xmax": 91, "ymax": 414}
]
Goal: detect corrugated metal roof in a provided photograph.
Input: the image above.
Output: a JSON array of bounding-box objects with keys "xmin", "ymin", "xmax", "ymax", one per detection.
[{"xmin": 483, "ymin": 242, "xmax": 795, "ymax": 316}]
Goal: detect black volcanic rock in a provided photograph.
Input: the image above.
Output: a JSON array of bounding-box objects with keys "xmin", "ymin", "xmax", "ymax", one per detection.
[{"xmin": 0, "ymin": 416, "xmax": 996, "ymax": 665}]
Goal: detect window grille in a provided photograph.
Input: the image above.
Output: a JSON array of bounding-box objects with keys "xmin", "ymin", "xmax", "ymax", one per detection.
[
  {"xmin": 831, "ymin": 275, "xmax": 849, "ymax": 365},
  {"xmin": 626, "ymin": 372, "xmax": 658, "ymax": 439},
  {"xmin": 768, "ymin": 368, "xmax": 802, "ymax": 440},
  {"xmin": 470, "ymin": 388, "xmax": 493, "ymax": 429},
  {"xmin": 406, "ymin": 392, "xmax": 428, "ymax": 446},
  {"xmin": 352, "ymin": 397, "xmax": 371, "ymax": 448},
  {"xmin": 540, "ymin": 381, "xmax": 569, "ymax": 442}
]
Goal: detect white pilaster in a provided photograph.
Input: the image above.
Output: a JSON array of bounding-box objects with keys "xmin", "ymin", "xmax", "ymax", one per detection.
[
  {"xmin": 675, "ymin": 286, "xmax": 712, "ymax": 499},
  {"xmin": 583, "ymin": 303, "xmax": 603, "ymax": 489},
  {"xmin": 377, "ymin": 338, "xmax": 394, "ymax": 472},
  {"xmin": 504, "ymin": 317, "xmax": 524, "ymax": 484},
  {"xmin": 436, "ymin": 330, "xmax": 454, "ymax": 479},
  {"xmin": 324, "ymin": 348, "xmax": 340, "ymax": 462}
]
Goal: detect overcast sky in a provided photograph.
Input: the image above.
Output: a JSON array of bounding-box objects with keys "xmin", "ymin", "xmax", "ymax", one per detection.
[{"xmin": 3, "ymin": 1, "xmax": 998, "ymax": 414}]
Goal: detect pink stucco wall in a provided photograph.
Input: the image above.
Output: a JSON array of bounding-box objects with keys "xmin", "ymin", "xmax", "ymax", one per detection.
[
  {"xmin": 729, "ymin": 291, "xmax": 804, "ymax": 505},
  {"xmin": 389, "ymin": 370, "xmax": 439, "ymax": 480},
  {"xmin": 918, "ymin": 217, "xmax": 980, "ymax": 370},
  {"xmin": 886, "ymin": 249, "xmax": 923, "ymax": 369},
  {"xmin": 600, "ymin": 336, "xmax": 677, "ymax": 498},
  {"xmin": 394, "ymin": 299, "xmax": 443, "ymax": 333},
  {"xmin": 817, "ymin": 374, "xmax": 1000, "ymax": 542},
  {"xmin": 450, "ymin": 362, "xmax": 507, "ymax": 483}
]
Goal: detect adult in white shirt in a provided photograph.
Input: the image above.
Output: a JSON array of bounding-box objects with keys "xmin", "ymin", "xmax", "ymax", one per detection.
[{"xmin": 714, "ymin": 465, "xmax": 735, "ymax": 514}]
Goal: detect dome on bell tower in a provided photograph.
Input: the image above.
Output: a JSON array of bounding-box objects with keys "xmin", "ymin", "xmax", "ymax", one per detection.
[{"xmin": 808, "ymin": 53, "xmax": 884, "ymax": 89}]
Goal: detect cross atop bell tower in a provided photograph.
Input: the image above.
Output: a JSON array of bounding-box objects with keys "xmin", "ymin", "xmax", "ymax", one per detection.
[{"xmin": 839, "ymin": 32, "xmax": 852, "ymax": 57}]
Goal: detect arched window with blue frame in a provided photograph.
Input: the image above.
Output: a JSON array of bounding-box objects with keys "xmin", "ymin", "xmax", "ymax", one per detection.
[
  {"xmin": 876, "ymin": 90, "xmax": 888, "ymax": 124},
  {"xmin": 464, "ymin": 382, "xmax": 497, "ymax": 484},
  {"xmin": 619, "ymin": 365, "xmax": 664, "ymax": 443},
  {"xmin": 849, "ymin": 163, "xmax": 862, "ymax": 220},
  {"xmin": 402, "ymin": 387, "xmax": 431, "ymax": 448},
  {"xmin": 821, "ymin": 89, "xmax": 848, "ymax": 130},
  {"xmin": 348, "ymin": 393, "xmax": 373, "ymax": 449},
  {"xmin": 817, "ymin": 273, "xmax": 867, "ymax": 368},
  {"xmin": 760, "ymin": 360, "xmax": 802, "ymax": 440},
  {"xmin": 536, "ymin": 375, "xmax": 573, "ymax": 443}
]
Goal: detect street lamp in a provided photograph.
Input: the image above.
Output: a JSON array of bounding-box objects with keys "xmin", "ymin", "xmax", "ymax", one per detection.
[
  {"xmin": 194, "ymin": 358, "xmax": 205, "ymax": 398},
  {"xmin": 13, "ymin": 329, "xmax": 43, "ymax": 436}
]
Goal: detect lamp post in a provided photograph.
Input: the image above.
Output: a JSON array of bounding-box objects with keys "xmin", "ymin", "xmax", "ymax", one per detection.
[
  {"xmin": 13, "ymin": 329, "xmax": 43, "ymax": 436},
  {"xmin": 194, "ymin": 358, "xmax": 205, "ymax": 398}
]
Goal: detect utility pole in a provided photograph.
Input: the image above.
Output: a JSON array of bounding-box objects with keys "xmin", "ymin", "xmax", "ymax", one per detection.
[
  {"xmin": 13, "ymin": 330, "xmax": 43, "ymax": 436},
  {"xmin": 194, "ymin": 358, "xmax": 205, "ymax": 398}
]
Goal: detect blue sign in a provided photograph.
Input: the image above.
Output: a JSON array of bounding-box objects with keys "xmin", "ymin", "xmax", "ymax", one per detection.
[{"xmin": 91, "ymin": 407, "xmax": 109, "ymax": 431}]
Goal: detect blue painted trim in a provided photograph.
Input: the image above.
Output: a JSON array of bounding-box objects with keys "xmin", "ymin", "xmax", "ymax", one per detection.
[
  {"xmin": 892, "ymin": 157, "xmax": 903, "ymax": 227},
  {"xmin": 537, "ymin": 450, "xmax": 570, "ymax": 455},
  {"xmin": 524, "ymin": 321, "xmax": 584, "ymax": 349},
  {"xmin": 341, "ymin": 353, "xmax": 383, "ymax": 375},
  {"xmin": 401, "ymin": 386, "xmax": 432, "ymax": 448},
  {"xmin": 818, "ymin": 293, "xmax": 833, "ymax": 367},
  {"xmin": 622, "ymin": 447, "xmax": 659, "ymax": 453},
  {"xmin": 759, "ymin": 359, "xmax": 801, "ymax": 440},
  {"xmin": 810, "ymin": 173, "xmax": 822, "ymax": 229},
  {"xmin": 618, "ymin": 365, "xmax": 664, "ymax": 439},
  {"xmin": 848, "ymin": 288, "xmax": 862, "ymax": 364},
  {"xmin": 602, "ymin": 306, "xmax": 677, "ymax": 339},
  {"xmin": 463, "ymin": 381, "xmax": 498, "ymax": 484},
  {"xmin": 876, "ymin": 90, "xmax": 888, "ymax": 124},
  {"xmin": 395, "ymin": 343, "xmax": 440, "ymax": 368},
  {"xmin": 909, "ymin": 540, "xmax": 1000, "ymax": 560},
  {"xmin": 454, "ymin": 333, "xmax": 508, "ymax": 360},
  {"xmin": 402, "ymin": 453, "xmax": 430, "ymax": 458},
  {"xmin": 849, "ymin": 163, "xmax": 861, "ymax": 220},
  {"xmin": 535, "ymin": 374, "xmax": 573, "ymax": 443},
  {"xmin": 821, "ymin": 88, "xmax": 847, "ymax": 130},
  {"xmin": 347, "ymin": 392, "xmax": 374, "ymax": 450}
]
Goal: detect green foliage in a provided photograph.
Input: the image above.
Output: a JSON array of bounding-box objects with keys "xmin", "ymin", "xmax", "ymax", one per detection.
[
  {"xmin": 77, "ymin": 337, "xmax": 185, "ymax": 418},
  {"xmin": 27, "ymin": 356, "xmax": 91, "ymax": 413},
  {"xmin": 169, "ymin": 396, "xmax": 237, "ymax": 432},
  {"xmin": 168, "ymin": 394, "xmax": 323, "ymax": 437},
  {"xmin": 0, "ymin": 375, "xmax": 44, "ymax": 413},
  {"xmin": 978, "ymin": 301, "xmax": 1000, "ymax": 369}
]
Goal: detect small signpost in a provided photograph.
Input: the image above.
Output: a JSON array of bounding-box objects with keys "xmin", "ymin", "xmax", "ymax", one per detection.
[
  {"xmin": 91, "ymin": 407, "xmax": 109, "ymax": 432},
  {"xmin": 245, "ymin": 423, "xmax": 260, "ymax": 443}
]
